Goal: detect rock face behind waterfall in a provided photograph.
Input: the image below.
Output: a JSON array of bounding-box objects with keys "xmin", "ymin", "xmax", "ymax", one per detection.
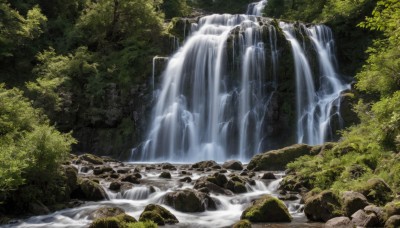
[{"xmin": 247, "ymin": 144, "xmax": 313, "ymax": 171}]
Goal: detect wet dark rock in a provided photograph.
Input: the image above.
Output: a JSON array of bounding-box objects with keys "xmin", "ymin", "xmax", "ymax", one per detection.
[
  {"xmin": 341, "ymin": 191, "xmax": 369, "ymax": 217},
  {"xmin": 121, "ymin": 174, "xmax": 140, "ymax": 184},
  {"xmin": 304, "ymin": 190, "xmax": 342, "ymax": 222},
  {"xmin": 133, "ymin": 173, "xmax": 142, "ymax": 179},
  {"xmin": 191, "ymin": 160, "xmax": 218, "ymax": 169},
  {"xmin": 279, "ymin": 194, "xmax": 299, "ymax": 201},
  {"xmin": 240, "ymin": 171, "xmax": 248, "ymax": 176},
  {"xmin": 247, "ymin": 144, "xmax": 312, "ymax": 171},
  {"xmin": 161, "ymin": 163, "xmax": 176, "ymax": 170},
  {"xmin": 222, "ymin": 160, "xmax": 243, "ymax": 170},
  {"xmin": 159, "ymin": 172, "xmax": 171, "ymax": 179},
  {"xmin": 29, "ymin": 201, "xmax": 50, "ymax": 215},
  {"xmin": 63, "ymin": 165, "xmax": 79, "ymax": 192},
  {"xmin": 116, "ymin": 168, "xmax": 130, "ymax": 174},
  {"xmin": 325, "ymin": 217, "xmax": 352, "ymax": 227},
  {"xmin": 219, "ymin": 169, "xmax": 228, "ymax": 173},
  {"xmin": 109, "ymin": 173, "xmax": 119, "ymax": 179},
  {"xmin": 139, "ymin": 204, "xmax": 178, "ymax": 225},
  {"xmin": 364, "ymin": 205, "xmax": 385, "ymax": 226},
  {"xmin": 351, "ymin": 209, "xmax": 379, "ymax": 227},
  {"xmin": 179, "ymin": 177, "xmax": 192, "ymax": 183},
  {"xmin": 164, "ymin": 189, "xmax": 216, "ymax": 212},
  {"xmin": 109, "ymin": 181, "xmax": 121, "ymax": 191},
  {"xmin": 194, "ymin": 176, "xmax": 233, "ymax": 195},
  {"xmin": 80, "ymin": 166, "xmax": 92, "ymax": 173},
  {"xmin": 241, "ymin": 195, "xmax": 292, "ymax": 222},
  {"xmin": 212, "ymin": 165, "xmax": 222, "ymax": 169},
  {"xmin": 93, "ymin": 166, "xmax": 113, "ymax": 175},
  {"xmin": 261, "ymin": 172, "xmax": 277, "ymax": 180}
]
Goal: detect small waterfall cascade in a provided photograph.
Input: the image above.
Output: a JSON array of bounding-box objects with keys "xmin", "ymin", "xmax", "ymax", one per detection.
[
  {"xmin": 247, "ymin": 0, "xmax": 269, "ymax": 16},
  {"xmin": 279, "ymin": 22, "xmax": 350, "ymax": 145}
]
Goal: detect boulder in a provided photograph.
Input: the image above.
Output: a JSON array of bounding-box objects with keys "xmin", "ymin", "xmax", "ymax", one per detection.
[
  {"xmin": 179, "ymin": 177, "xmax": 192, "ymax": 183},
  {"xmin": 351, "ymin": 209, "xmax": 379, "ymax": 227},
  {"xmin": 194, "ymin": 176, "xmax": 233, "ymax": 195},
  {"xmin": 304, "ymin": 190, "xmax": 342, "ymax": 222},
  {"xmin": 247, "ymin": 144, "xmax": 312, "ymax": 171},
  {"xmin": 325, "ymin": 217, "xmax": 352, "ymax": 228},
  {"xmin": 163, "ymin": 189, "xmax": 216, "ymax": 212},
  {"xmin": 232, "ymin": 219, "xmax": 252, "ymax": 228},
  {"xmin": 80, "ymin": 154, "xmax": 104, "ymax": 165},
  {"xmin": 261, "ymin": 172, "xmax": 277, "ymax": 180},
  {"xmin": 364, "ymin": 205, "xmax": 386, "ymax": 226},
  {"xmin": 222, "ymin": 160, "xmax": 243, "ymax": 170},
  {"xmin": 385, "ymin": 215, "xmax": 400, "ymax": 228},
  {"xmin": 121, "ymin": 174, "xmax": 140, "ymax": 184},
  {"xmin": 79, "ymin": 179, "xmax": 108, "ymax": 201},
  {"xmin": 385, "ymin": 201, "xmax": 400, "ymax": 219},
  {"xmin": 93, "ymin": 166, "xmax": 113, "ymax": 175},
  {"xmin": 161, "ymin": 163, "xmax": 176, "ymax": 170},
  {"xmin": 191, "ymin": 160, "xmax": 218, "ymax": 169},
  {"xmin": 139, "ymin": 204, "xmax": 178, "ymax": 225},
  {"xmin": 341, "ymin": 191, "xmax": 369, "ymax": 216},
  {"xmin": 90, "ymin": 206, "xmax": 125, "ymax": 219},
  {"xmin": 226, "ymin": 180, "xmax": 247, "ymax": 194},
  {"xmin": 89, "ymin": 213, "xmax": 136, "ymax": 228},
  {"xmin": 240, "ymin": 195, "xmax": 292, "ymax": 222},
  {"xmin": 357, "ymin": 178, "xmax": 393, "ymax": 205},
  {"xmin": 159, "ymin": 172, "xmax": 171, "ymax": 179}
]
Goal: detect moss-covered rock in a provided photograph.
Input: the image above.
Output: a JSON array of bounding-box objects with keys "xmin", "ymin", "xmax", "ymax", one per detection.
[
  {"xmin": 357, "ymin": 178, "xmax": 393, "ymax": 206},
  {"xmin": 385, "ymin": 215, "xmax": 400, "ymax": 228},
  {"xmin": 80, "ymin": 154, "xmax": 104, "ymax": 165},
  {"xmin": 247, "ymin": 144, "xmax": 312, "ymax": 171},
  {"xmin": 222, "ymin": 160, "xmax": 243, "ymax": 170},
  {"xmin": 341, "ymin": 191, "xmax": 369, "ymax": 217},
  {"xmin": 351, "ymin": 209, "xmax": 379, "ymax": 227},
  {"xmin": 240, "ymin": 195, "xmax": 292, "ymax": 222},
  {"xmin": 385, "ymin": 201, "xmax": 400, "ymax": 219},
  {"xmin": 163, "ymin": 189, "xmax": 216, "ymax": 212},
  {"xmin": 90, "ymin": 206, "xmax": 125, "ymax": 219},
  {"xmin": 159, "ymin": 172, "xmax": 171, "ymax": 179},
  {"xmin": 232, "ymin": 219, "xmax": 252, "ymax": 228},
  {"xmin": 325, "ymin": 217, "xmax": 352, "ymax": 227},
  {"xmin": 89, "ymin": 213, "xmax": 137, "ymax": 228},
  {"xmin": 139, "ymin": 204, "xmax": 178, "ymax": 225},
  {"xmin": 126, "ymin": 221, "xmax": 157, "ymax": 228},
  {"xmin": 191, "ymin": 160, "xmax": 218, "ymax": 169},
  {"xmin": 121, "ymin": 174, "xmax": 140, "ymax": 184},
  {"xmin": 62, "ymin": 165, "xmax": 78, "ymax": 192},
  {"xmin": 304, "ymin": 190, "xmax": 343, "ymax": 222},
  {"xmin": 79, "ymin": 178, "xmax": 108, "ymax": 201}
]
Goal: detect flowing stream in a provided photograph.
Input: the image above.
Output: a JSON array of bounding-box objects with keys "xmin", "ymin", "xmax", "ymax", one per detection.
[{"xmin": 6, "ymin": 166, "xmax": 309, "ymax": 228}]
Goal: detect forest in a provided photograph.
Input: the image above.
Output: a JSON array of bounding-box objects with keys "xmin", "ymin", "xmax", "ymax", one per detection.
[{"xmin": 0, "ymin": 0, "xmax": 400, "ymax": 227}]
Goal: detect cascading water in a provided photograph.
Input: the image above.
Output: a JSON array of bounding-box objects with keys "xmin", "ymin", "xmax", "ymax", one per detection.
[
  {"xmin": 134, "ymin": 0, "xmax": 350, "ymax": 163},
  {"xmin": 136, "ymin": 12, "xmax": 279, "ymax": 162},
  {"xmin": 247, "ymin": 0, "xmax": 268, "ymax": 16},
  {"xmin": 279, "ymin": 22, "xmax": 350, "ymax": 145}
]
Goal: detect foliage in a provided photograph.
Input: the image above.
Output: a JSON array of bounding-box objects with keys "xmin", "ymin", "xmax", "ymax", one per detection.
[
  {"xmin": 0, "ymin": 85, "xmax": 75, "ymax": 194},
  {"xmin": 161, "ymin": 0, "xmax": 190, "ymax": 19},
  {"xmin": 190, "ymin": 0, "xmax": 251, "ymax": 14}
]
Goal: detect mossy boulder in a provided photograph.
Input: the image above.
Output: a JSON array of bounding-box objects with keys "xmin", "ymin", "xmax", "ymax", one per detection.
[
  {"xmin": 385, "ymin": 201, "xmax": 400, "ymax": 219},
  {"xmin": 93, "ymin": 166, "xmax": 114, "ymax": 175},
  {"xmin": 232, "ymin": 219, "xmax": 252, "ymax": 228},
  {"xmin": 121, "ymin": 174, "xmax": 140, "ymax": 184},
  {"xmin": 90, "ymin": 206, "xmax": 125, "ymax": 219},
  {"xmin": 191, "ymin": 160, "xmax": 218, "ymax": 169},
  {"xmin": 385, "ymin": 215, "xmax": 400, "ymax": 228},
  {"xmin": 159, "ymin": 172, "xmax": 171, "ymax": 179},
  {"xmin": 163, "ymin": 189, "xmax": 216, "ymax": 212},
  {"xmin": 80, "ymin": 154, "xmax": 104, "ymax": 165},
  {"xmin": 261, "ymin": 172, "xmax": 277, "ymax": 180},
  {"xmin": 139, "ymin": 204, "xmax": 178, "ymax": 225},
  {"xmin": 341, "ymin": 191, "xmax": 369, "ymax": 217},
  {"xmin": 222, "ymin": 160, "xmax": 243, "ymax": 170},
  {"xmin": 304, "ymin": 190, "xmax": 343, "ymax": 222},
  {"xmin": 357, "ymin": 178, "xmax": 393, "ymax": 205},
  {"xmin": 240, "ymin": 195, "xmax": 292, "ymax": 222},
  {"xmin": 194, "ymin": 176, "xmax": 233, "ymax": 195},
  {"xmin": 247, "ymin": 144, "xmax": 312, "ymax": 171},
  {"xmin": 351, "ymin": 209, "xmax": 379, "ymax": 227},
  {"xmin": 79, "ymin": 179, "xmax": 108, "ymax": 201},
  {"xmin": 89, "ymin": 213, "xmax": 137, "ymax": 228},
  {"xmin": 62, "ymin": 165, "xmax": 78, "ymax": 192}
]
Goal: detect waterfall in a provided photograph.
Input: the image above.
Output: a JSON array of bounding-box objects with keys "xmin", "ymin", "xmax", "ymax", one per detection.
[
  {"xmin": 247, "ymin": 0, "xmax": 268, "ymax": 16},
  {"xmin": 133, "ymin": 1, "xmax": 350, "ymax": 162},
  {"xmin": 279, "ymin": 22, "xmax": 350, "ymax": 145}
]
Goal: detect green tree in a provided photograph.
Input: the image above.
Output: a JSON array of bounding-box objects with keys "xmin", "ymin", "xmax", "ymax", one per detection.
[{"xmin": 161, "ymin": 0, "xmax": 190, "ymax": 19}]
